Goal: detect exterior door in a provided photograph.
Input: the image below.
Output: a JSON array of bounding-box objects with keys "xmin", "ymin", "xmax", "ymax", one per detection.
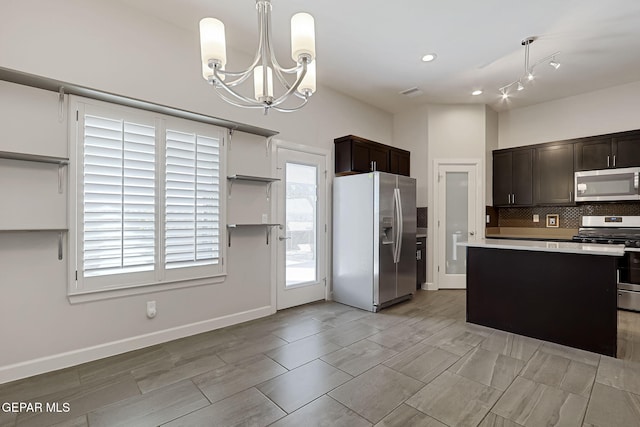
[
  {"xmin": 275, "ymin": 146, "xmax": 327, "ymax": 310},
  {"xmin": 436, "ymin": 163, "xmax": 479, "ymax": 289}
]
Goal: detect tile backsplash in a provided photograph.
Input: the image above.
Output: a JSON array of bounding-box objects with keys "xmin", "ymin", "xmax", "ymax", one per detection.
[
  {"xmin": 417, "ymin": 207, "xmax": 427, "ymax": 228},
  {"xmin": 497, "ymin": 203, "xmax": 640, "ymax": 228}
]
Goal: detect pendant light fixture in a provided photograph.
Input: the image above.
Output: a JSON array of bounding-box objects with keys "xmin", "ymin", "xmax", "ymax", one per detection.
[
  {"xmin": 499, "ymin": 37, "xmax": 560, "ymax": 100},
  {"xmin": 199, "ymin": 0, "xmax": 316, "ymax": 114}
]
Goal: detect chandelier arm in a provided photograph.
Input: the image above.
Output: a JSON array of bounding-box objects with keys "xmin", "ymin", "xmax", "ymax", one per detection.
[
  {"xmin": 214, "ymin": 77, "xmax": 265, "ymax": 106},
  {"xmin": 213, "ymin": 67, "xmax": 254, "ymax": 88},
  {"xmin": 269, "ymin": 61, "xmax": 308, "ymax": 107},
  {"xmin": 214, "ymin": 86, "xmax": 265, "ymax": 109},
  {"xmin": 271, "ymin": 97, "xmax": 309, "ymax": 113}
]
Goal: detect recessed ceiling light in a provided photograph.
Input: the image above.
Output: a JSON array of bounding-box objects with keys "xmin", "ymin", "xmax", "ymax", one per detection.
[
  {"xmin": 471, "ymin": 90, "xmax": 483, "ymax": 96},
  {"xmin": 421, "ymin": 53, "xmax": 437, "ymax": 62}
]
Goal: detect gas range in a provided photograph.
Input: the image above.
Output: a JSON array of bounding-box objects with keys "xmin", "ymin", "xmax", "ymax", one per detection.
[
  {"xmin": 572, "ymin": 216, "xmax": 640, "ymax": 248},
  {"xmin": 575, "ymin": 216, "xmax": 640, "ymax": 312}
]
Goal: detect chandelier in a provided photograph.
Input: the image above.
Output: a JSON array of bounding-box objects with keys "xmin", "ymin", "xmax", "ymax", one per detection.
[
  {"xmin": 199, "ymin": 0, "xmax": 316, "ymax": 114},
  {"xmin": 499, "ymin": 37, "xmax": 560, "ymax": 100}
]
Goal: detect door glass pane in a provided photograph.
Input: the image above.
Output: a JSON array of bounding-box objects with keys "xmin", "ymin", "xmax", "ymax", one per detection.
[
  {"xmin": 445, "ymin": 172, "xmax": 468, "ymax": 274},
  {"xmin": 285, "ymin": 162, "xmax": 317, "ymax": 286}
]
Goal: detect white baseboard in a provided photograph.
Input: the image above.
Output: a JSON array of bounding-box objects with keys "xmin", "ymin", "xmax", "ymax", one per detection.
[
  {"xmin": 0, "ymin": 305, "xmax": 275, "ymax": 385},
  {"xmin": 424, "ymin": 282, "xmax": 438, "ymax": 291}
]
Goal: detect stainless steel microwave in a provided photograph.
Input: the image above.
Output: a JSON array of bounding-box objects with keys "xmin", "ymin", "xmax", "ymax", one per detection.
[{"xmin": 575, "ymin": 167, "xmax": 640, "ymax": 202}]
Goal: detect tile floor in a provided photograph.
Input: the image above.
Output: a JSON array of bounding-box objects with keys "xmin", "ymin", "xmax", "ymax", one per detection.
[{"xmin": 2, "ymin": 290, "xmax": 640, "ymax": 426}]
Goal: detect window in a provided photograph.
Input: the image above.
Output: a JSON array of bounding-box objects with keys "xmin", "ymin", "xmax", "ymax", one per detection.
[{"xmin": 70, "ymin": 98, "xmax": 225, "ymax": 295}]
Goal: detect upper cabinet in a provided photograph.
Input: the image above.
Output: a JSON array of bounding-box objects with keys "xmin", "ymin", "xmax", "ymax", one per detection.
[
  {"xmin": 492, "ymin": 148, "xmax": 533, "ymax": 206},
  {"xmin": 389, "ymin": 147, "xmax": 411, "ymax": 176},
  {"xmin": 574, "ymin": 130, "xmax": 640, "ymax": 171},
  {"xmin": 334, "ymin": 135, "xmax": 410, "ymax": 176},
  {"xmin": 612, "ymin": 130, "xmax": 640, "ymax": 169},
  {"xmin": 534, "ymin": 142, "xmax": 575, "ymax": 205}
]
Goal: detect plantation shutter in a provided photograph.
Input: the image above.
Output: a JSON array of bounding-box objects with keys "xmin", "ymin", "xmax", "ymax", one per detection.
[
  {"xmin": 165, "ymin": 130, "xmax": 220, "ymax": 268},
  {"xmin": 82, "ymin": 115, "xmax": 156, "ymax": 277}
]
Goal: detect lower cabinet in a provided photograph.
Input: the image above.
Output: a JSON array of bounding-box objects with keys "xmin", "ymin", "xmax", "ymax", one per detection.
[{"xmin": 534, "ymin": 142, "xmax": 575, "ymax": 205}]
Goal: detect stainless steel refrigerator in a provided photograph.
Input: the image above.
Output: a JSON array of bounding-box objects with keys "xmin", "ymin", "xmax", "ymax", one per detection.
[{"xmin": 333, "ymin": 172, "xmax": 417, "ymax": 312}]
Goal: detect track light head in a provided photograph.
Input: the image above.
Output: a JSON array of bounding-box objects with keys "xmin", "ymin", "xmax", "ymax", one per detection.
[
  {"xmin": 517, "ymin": 81, "xmax": 524, "ymax": 91},
  {"xmin": 549, "ymin": 59, "xmax": 560, "ymax": 70}
]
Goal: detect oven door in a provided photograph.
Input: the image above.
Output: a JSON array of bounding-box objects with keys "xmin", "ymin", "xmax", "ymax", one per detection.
[
  {"xmin": 618, "ymin": 251, "xmax": 640, "ymax": 311},
  {"xmin": 575, "ymin": 167, "xmax": 640, "ymax": 202}
]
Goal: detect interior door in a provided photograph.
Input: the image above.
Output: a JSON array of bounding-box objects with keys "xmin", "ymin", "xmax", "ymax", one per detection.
[
  {"xmin": 437, "ymin": 164, "xmax": 478, "ymax": 289},
  {"xmin": 275, "ymin": 147, "xmax": 327, "ymax": 310}
]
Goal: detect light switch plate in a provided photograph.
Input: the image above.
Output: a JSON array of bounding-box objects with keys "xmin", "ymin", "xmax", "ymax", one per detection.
[
  {"xmin": 261, "ymin": 213, "xmax": 268, "ymax": 224},
  {"xmin": 533, "ymin": 214, "xmax": 540, "ymax": 223}
]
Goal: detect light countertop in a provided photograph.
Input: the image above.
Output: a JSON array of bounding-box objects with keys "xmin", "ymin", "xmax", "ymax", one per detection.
[{"xmin": 459, "ymin": 238, "xmax": 625, "ymax": 257}]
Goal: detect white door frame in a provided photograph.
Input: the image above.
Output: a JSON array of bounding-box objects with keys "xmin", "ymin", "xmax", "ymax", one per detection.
[
  {"xmin": 271, "ymin": 139, "xmax": 330, "ymax": 310},
  {"xmin": 431, "ymin": 158, "xmax": 484, "ymax": 290}
]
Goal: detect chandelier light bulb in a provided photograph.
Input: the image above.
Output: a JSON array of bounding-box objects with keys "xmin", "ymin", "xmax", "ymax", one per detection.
[
  {"xmin": 527, "ymin": 72, "xmax": 534, "ymax": 81},
  {"xmin": 199, "ymin": 18, "xmax": 226, "ymax": 72},
  {"xmin": 291, "ymin": 12, "xmax": 316, "ymax": 63}
]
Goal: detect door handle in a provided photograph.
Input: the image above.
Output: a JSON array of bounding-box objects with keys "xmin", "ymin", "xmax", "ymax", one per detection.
[
  {"xmin": 607, "ymin": 156, "xmax": 610, "ymax": 167},
  {"xmin": 278, "ymin": 236, "xmax": 291, "ymax": 241},
  {"xmin": 469, "ymin": 231, "xmax": 475, "ymax": 236}
]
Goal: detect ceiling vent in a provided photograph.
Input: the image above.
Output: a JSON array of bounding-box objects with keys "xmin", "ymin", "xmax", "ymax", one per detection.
[{"xmin": 399, "ymin": 87, "xmax": 424, "ymax": 97}]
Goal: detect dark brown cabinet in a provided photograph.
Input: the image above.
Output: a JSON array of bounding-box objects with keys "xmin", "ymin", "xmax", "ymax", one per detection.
[
  {"xmin": 334, "ymin": 135, "xmax": 410, "ymax": 176},
  {"xmin": 613, "ymin": 131, "xmax": 640, "ymax": 168},
  {"xmin": 534, "ymin": 142, "xmax": 574, "ymax": 205},
  {"xmin": 389, "ymin": 148, "xmax": 411, "ymax": 176},
  {"xmin": 574, "ymin": 130, "xmax": 640, "ymax": 171},
  {"xmin": 574, "ymin": 137, "xmax": 613, "ymax": 171},
  {"xmin": 492, "ymin": 148, "xmax": 533, "ymax": 206}
]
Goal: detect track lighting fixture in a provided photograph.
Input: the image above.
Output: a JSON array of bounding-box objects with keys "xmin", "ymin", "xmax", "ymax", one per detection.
[{"xmin": 498, "ymin": 36, "xmax": 560, "ymax": 100}]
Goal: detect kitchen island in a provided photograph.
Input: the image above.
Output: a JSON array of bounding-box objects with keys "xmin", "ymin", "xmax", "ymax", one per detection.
[{"xmin": 460, "ymin": 239, "xmax": 624, "ymax": 357}]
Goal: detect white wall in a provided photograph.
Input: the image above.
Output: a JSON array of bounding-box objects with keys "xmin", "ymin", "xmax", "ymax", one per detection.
[
  {"xmin": 485, "ymin": 107, "xmax": 499, "ymax": 207},
  {"xmin": 499, "ymin": 80, "xmax": 640, "ymax": 148},
  {"xmin": 0, "ymin": 0, "xmax": 393, "ymax": 383},
  {"xmin": 393, "ymin": 105, "xmax": 429, "ymax": 207}
]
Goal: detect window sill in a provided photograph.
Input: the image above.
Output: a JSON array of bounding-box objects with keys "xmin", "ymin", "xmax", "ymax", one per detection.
[{"xmin": 67, "ymin": 274, "xmax": 226, "ymax": 304}]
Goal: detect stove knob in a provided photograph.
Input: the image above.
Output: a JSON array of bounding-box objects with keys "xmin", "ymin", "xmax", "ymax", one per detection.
[
  {"xmin": 636, "ymin": 241, "xmax": 640, "ymax": 247},
  {"xmin": 608, "ymin": 239, "xmax": 614, "ymax": 244},
  {"xmin": 591, "ymin": 239, "xmax": 598, "ymax": 244},
  {"xmin": 626, "ymin": 240, "xmax": 632, "ymax": 246}
]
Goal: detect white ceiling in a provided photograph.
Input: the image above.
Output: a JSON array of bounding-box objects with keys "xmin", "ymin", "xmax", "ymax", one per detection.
[{"xmin": 119, "ymin": 0, "xmax": 640, "ymax": 114}]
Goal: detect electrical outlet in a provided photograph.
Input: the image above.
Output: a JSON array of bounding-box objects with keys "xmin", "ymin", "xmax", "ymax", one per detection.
[
  {"xmin": 146, "ymin": 301, "xmax": 157, "ymax": 319},
  {"xmin": 533, "ymin": 214, "xmax": 540, "ymax": 223},
  {"xmin": 261, "ymin": 213, "xmax": 268, "ymax": 224}
]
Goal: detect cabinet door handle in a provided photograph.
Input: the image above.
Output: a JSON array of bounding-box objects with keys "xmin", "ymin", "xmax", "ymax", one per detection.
[
  {"xmin": 512, "ymin": 193, "xmax": 515, "ymax": 204},
  {"xmin": 570, "ymin": 191, "xmax": 573, "ymax": 202},
  {"xmin": 370, "ymin": 161, "xmax": 374, "ymax": 171},
  {"xmin": 613, "ymin": 155, "xmax": 616, "ymax": 167},
  {"xmin": 607, "ymin": 156, "xmax": 610, "ymax": 167}
]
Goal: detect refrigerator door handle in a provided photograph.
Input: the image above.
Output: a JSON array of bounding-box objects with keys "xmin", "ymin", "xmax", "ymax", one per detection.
[
  {"xmin": 393, "ymin": 188, "xmax": 402, "ymax": 264},
  {"xmin": 392, "ymin": 188, "xmax": 398, "ymax": 262},
  {"xmin": 396, "ymin": 187, "xmax": 404, "ymax": 263}
]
